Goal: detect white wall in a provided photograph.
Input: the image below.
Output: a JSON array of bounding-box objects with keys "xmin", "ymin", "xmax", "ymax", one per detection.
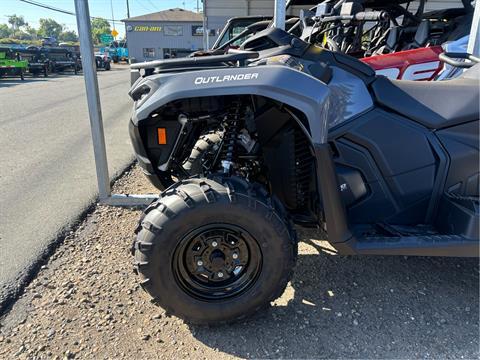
[{"xmin": 410, "ymin": 0, "xmax": 467, "ymax": 11}]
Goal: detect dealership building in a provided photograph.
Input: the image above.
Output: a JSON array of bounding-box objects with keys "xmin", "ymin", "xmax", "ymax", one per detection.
[{"xmin": 122, "ymin": 8, "xmax": 213, "ymax": 61}]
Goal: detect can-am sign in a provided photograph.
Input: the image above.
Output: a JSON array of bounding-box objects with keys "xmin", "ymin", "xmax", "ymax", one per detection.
[{"xmin": 127, "ymin": 25, "xmax": 162, "ymax": 32}]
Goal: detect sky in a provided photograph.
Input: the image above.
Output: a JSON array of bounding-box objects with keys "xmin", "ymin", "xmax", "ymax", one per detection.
[{"xmin": 1, "ymin": 0, "xmax": 202, "ymax": 38}]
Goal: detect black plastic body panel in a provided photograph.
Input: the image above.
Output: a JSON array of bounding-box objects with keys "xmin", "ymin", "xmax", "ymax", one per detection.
[
  {"xmin": 371, "ymin": 76, "xmax": 480, "ymax": 129},
  {"xmin": 436, "ymin": 194, "xmax": 479, "ymax": 239},
  {"xmin": 241, "ymin": 27, "xmax": 309, "ymax": 56},
  {"xmin": 144, "ymin": 120, "xmax": 182, "ymax": 168},
  {"xmin": 327, "ymin": 110, "xmax": 478, "ymax": 257},
  {"xmin": 339, "ymin": 235, "xmax": 479, "ymax": 257},
  {"xmin": 262, "ymin": 126, "xmax": 299, "ymax": 210},
  {"xmin": 129, "ymin": 120, "xmax": 165, "ymax": 190},
  {"xmin": 436, "ymin": 121, "xmax": 479, "ymax": 196},
  {"xmin": 336, "ymin": 164, "xmax": 368, "ymax": 207},
  {"xmin": 330, "ymin": 108, "xmax": 437, "ymax": 225},
  {"xmin": 303, "ymin": 45, "xmax": 376, "ymax": 84}
]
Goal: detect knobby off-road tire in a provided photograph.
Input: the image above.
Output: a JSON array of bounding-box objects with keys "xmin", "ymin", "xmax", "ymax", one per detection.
[{"xmin": 133, "ymin": 177, "xmax": 297, "ymax": 325}]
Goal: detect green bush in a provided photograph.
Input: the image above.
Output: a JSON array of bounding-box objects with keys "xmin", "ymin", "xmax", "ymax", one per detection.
[
  {"xmin": 0, "ymin": 38, "xmax": 42, "ymax": 46},
  {"xmin": 0, "ymin": 38, "xmax": 79, "ymax": 47}
]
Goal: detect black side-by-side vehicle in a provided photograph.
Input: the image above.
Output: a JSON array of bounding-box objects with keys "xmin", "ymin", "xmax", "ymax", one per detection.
[
  {"xmin": 18, "ymin": 46, "xmax": 50, "ymax": 77},
  {"xmin": 46, "ymin": 47, "xmax": 81, "ymax": 74}
]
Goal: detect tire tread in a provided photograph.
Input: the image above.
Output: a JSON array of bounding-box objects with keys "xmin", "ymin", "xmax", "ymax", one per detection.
[{"xmin": 133, "ymin": 177, "xmax": 297, "ymax": 325}]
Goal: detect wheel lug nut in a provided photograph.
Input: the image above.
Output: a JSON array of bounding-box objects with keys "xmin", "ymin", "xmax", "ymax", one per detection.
[
  {"xmin": 212, "ymin": 241, "xmax": 218, "ymax": 247},
  {"xmin": 232, "ymin": 253, "xmax": 238, "ymax": 259},
  {"xmin": 218, "ymin": 272, "xmax": 224, "ymax": 278},
  {"xmin": 197, "ymin": 260, "xmax": 203, "ymax": 266}
]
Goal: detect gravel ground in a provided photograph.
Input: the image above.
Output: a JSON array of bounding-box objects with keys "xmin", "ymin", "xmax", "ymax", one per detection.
[{"xmin": 0, "ymin": 165, "xmax": 478, "ymax": 359}]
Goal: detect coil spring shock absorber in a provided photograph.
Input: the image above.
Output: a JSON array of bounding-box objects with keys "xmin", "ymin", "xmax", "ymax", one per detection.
[{"xmin": 221, "ymin": 102, "xmax": 242, "ymax": 174}]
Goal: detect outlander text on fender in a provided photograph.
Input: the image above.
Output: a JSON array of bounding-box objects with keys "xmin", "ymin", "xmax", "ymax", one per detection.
[{"xmin": 194, "ymin": 72, "xmax": 259, "ymax": 84}]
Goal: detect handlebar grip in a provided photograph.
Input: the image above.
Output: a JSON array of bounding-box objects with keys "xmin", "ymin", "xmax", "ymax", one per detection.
[
  {"xmin": 321, "ymin": 10, "xmax": 388, "ymax": 22},
  {"xmin": 354, "ymin": 11, "xmax": 389, "ymax": 21}
]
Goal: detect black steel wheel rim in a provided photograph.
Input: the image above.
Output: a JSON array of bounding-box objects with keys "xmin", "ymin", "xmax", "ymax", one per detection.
[{"xmin": 173, "ymin": 224, "xmax": 262, "ymax": 301}]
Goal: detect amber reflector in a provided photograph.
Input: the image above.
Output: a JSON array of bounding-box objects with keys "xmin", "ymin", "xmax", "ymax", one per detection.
[{"xmin": 157, "ymin": 128, "xmax": 167, "ymax": 145}]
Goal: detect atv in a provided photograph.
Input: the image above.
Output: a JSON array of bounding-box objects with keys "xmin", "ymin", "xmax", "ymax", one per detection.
[{"xmin": 128, "ymin": 26, "xmax": 479, "ymax": 324}]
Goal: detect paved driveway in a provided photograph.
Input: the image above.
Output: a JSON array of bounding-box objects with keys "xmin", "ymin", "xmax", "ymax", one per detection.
[{"xmin": 0, "ymin": 66, "xmax": 134, "ymax": 311}]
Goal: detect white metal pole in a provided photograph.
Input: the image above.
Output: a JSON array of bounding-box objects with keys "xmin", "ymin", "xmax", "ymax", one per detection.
[
  {"xmin": 467, "ymin": 0, "xmax": 480, "ymax": 56},
  {"xmin": 110, "ymin": 0, "xmax": 116, "ymax": 39},
  {"xmin": 202, "ymin": 0, "xmax": 208, "ymax": 50},
  {"xmin": 74, "ymin": 0, "xmax": 112, "ymax": 201},
  {"xmin": 273, "ymin": 0, "xmax": 286, "ymax": 30}
]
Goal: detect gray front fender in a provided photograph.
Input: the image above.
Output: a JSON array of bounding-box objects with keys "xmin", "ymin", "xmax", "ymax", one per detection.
[{"xmin": 132, "ymin": 65, "xmax": 331, "ymax": 145}]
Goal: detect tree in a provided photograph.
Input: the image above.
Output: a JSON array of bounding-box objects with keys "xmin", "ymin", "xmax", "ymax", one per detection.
[
  {"xmin": 7, "ymin": 14, "xmax": 27, "ymax": 37},
  {"xmin": 0, "ymin": 24, "xmax": 11, "ymax": 38},
  {"xmin": 38, "ymin": 18, "xmax": 63, "ymax": 39},
  {"xmin": 91, "ymin": 18, "xmax": 111, "ymax": 44},
  {"xmin": 59, "ymin": 30, "xmax": 78, "ymax": 42},
  {"xmin": 25, "ymin": 25, "xmax": 38, "ymax": 39},
  {"xmin": 15, "ymin": 31, "xmax": 33, "ymax": 40}
]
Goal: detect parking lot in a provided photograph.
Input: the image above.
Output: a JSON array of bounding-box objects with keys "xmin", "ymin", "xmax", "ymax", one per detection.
[{"xmin": 0, "ymin": 64, "xmax": 134, "ymax": 312}]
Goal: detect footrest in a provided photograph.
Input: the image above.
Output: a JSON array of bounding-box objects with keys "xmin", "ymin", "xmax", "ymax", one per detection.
[
  {"xmin": 355, "ymin": 234, "xmax": 478, "ymax": 257},
  {"xmin": 436, "ymin": 193, "xmax": 479, "ymax": 239}
]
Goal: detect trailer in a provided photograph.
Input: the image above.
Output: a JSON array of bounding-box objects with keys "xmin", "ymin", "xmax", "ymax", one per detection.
[{"xmin": 0, "ymin": 46, "xmax": 28, "ymax": 80}]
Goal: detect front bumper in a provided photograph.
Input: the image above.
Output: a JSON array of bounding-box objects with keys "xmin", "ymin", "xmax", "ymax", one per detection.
[{"xmin": 129, "ymin": 119, "xmax": 165, "ymax": 190}]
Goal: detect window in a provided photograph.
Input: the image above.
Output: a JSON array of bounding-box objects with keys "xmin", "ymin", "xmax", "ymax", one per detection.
[
  {"xmin": 192, "ymin": 25, "xmax": 203, "ymax": 36},
  {"xmin": 163, "ymin": 48, "xmax": 195, "ymax": 59},
  {"xmin": 216, "ymin": 19, "xmax": 261, "ymax": 48},
  {"xmin": 164, "ymin": 25, "xmax": 183, "ymax": 36},
  {"xmin": 143, "ymin": 48, "xmax": 155, "ymax": 58},
  {"xmin": 191, "ymin": 25, "xmax": 216, "ymax": 37}
]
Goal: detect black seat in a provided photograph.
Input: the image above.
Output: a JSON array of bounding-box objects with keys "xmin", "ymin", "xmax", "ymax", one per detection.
[
  {"xmin": 411, "ymin": 20, "xmax": 430, "ymax": 49},
  {"xmin": 371, "ymin": 64, "xmax": 479, "ymax": 129}
]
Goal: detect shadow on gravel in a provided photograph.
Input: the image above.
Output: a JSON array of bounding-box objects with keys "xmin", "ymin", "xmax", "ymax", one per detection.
[{"xmin": 191, "ymin": 238, "xmax": 479, "ymax": 359}]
